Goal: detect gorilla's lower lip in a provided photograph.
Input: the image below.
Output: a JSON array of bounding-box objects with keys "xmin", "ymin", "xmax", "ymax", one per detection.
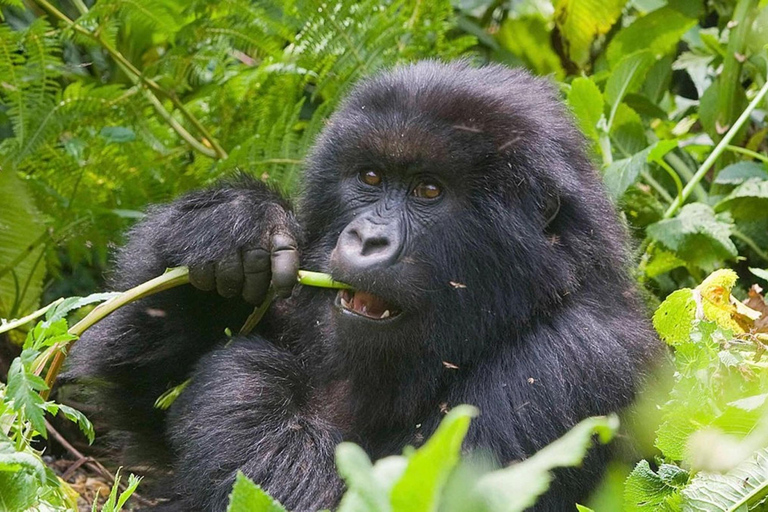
[{"xmin": 336, "ymin": 289, "xmax": 401, "ymax": 320}]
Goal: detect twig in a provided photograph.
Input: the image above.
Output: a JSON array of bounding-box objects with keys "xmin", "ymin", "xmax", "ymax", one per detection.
[
  {"xmin": 32, "ymin": 0, "xmax": 228, "ymax": 160},
  {"xmin": 45, "ymin": 420, "xmax": 155, "ymax": 506}
]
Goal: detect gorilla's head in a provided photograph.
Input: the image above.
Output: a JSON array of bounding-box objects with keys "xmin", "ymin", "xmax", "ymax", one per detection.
[{"xmin": 297, "ymin": 61, "xmax": 629, "ymax": 366}]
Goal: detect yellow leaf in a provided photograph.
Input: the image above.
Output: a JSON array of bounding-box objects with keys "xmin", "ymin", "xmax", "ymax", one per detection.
[{"xmin": 696, "ymin": 269, "xmax": 761, "ymax": 333}]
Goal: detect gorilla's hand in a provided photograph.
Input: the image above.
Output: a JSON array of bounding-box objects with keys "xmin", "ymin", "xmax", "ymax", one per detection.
[
  {"xmin": 188, "ymin": 229, "xmax": 299, "ymax": 304},
  {"xmin": 134, "ymin": 180, "xmax": 300, "ymax": 304}
]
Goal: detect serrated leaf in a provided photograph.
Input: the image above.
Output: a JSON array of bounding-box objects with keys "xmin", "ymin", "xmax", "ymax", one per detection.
[
  {"xmin": 473, "ymin": 415, "xmax": 619, "ymax": 511},
  {"xmin": 644, "ymin": 248, "xmax": 686, "ymax": 278},
  {"xmin": 567, "ymin": 77, "xmax": 604, "ymax": 142},
  {"xmin": 681, "ymin": 448, "xmax": 768, "ymax": 511},
  {"xmin": 653, "ymin": 289, "xmax": 696, "ymax": 346},
  {"xmin": 713, "ymin": 162, "xmax": 768, "ymax": 185},
  {"xmin": 606, "ymin": 7, "xmax": 697, "ymax": 67},
  {"xmin": 715, "ymin": 178, "xmax": 768, "ymax": 220},
  {"xmin": 390, "ymin": 405, "xmax": 477, "ymax": 512},
  {"xmin": 4, "ymin": 359, "xmax": 48, "ymax": 435},
  {"xmin": 611, "ymin": 104, "xmax": 647, "ymax": 157},
  {"xmin": 44, "ymin": 292, "xmax": 120, "ymax": 325},
  {"xmin": 603, "ymin": 147, "xmax": 651, "ymax": 199},
  {"xmin": 624, "ymin": 460, "xmax": 686, "ymax": 511},
  {"xmin": 646, "ymin": 203, "xmax": 737, "ymax": 270},
  {"xmin": 226, "ymin": 472, "xmax": 287, "ymax": 512},
  {"xmin": 554, "ymin": 0, "xmax": 627, "ymax": 67},
  {"xmin": 57, "ymin": 404, "xmax": 95, "ymax": 444}
]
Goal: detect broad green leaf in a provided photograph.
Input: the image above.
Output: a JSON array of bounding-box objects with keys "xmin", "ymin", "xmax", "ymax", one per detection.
[
  {"xmin": 4, "ymin": 358, "xmax": 48, "ymax": 435},
  {"xmin": 681, "ymin": 448, "xmax": 768, "ymax": 511},
  {"xmin": 0, "ymin": 169, "xmax": 46, "ymax": 318},
  {"xmin": 496, "ymin": 16, "xmax": 565, "ymax": 79},
  {"xmin": 605, "ymin": 51, "xmax": 655, "ymax": 120},
  {"xmin": 653, "ymin": 288, "xmax": 696, "ymax": 346},
  {"xmin": 610, "ymin": 104, "xmax": 647, "ymax": 157},
  {"xmin": 750, "ymin": 268, "xmax": 768, "ymax": 281},
  {"xmin": 567, "ymin": 77, "xmax": 604, "ymax": 142},
  {"xmin": 646, "ymin": 203, "xmax": 737, "ymax": 270},
  {"xmin": 473, "ymin": 415, "xmax": 619, "ymax": 512},
  {"xmin": 715, "ymin": 178, "xmax": 768, "ymax": 220},
  {"xmin": 644, "ymin": 248, "xmax": 686, "ymax": 278},
  {"xmin": 624, "ymin": 460, "xmax": 686, "ymax": 511},
  {"xmin": 0, "ymin": 471, "xmax": 38, "ymax": 512},
  {"xmin": 603, "ymin": 147, "xmax": 651, "ymax": 199},
  {"xmin": 606, "ymin": 7, "xmax": 697, "ymax": 67},
  {"xmin": 554, "ymin": 0, "xmax": 627, "ymax": 67},
  {"xmin": 390, "ymin": 405, "xmax": 477, "ymax": 512},
  {"xmin": 713, "ymin": 162, "xmax": 768, "ymax": 185},
  {"xmin": 227, "ymin": 472, "xmax": 287, "ymax": 512},
  {"xmin": 336, "ymin": 443, "xmax": 391, "ymax": 512}
]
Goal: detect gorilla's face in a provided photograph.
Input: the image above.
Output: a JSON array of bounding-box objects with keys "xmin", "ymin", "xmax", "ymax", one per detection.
[{"xmin": 297, "ymin": 62, "xmax": 623, "ymax": 362}]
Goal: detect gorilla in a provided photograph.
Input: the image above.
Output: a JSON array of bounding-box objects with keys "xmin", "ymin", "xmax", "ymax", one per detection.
[{"xmin": 68, "ymin": 61, "xmax": 658, "ymax": 511}]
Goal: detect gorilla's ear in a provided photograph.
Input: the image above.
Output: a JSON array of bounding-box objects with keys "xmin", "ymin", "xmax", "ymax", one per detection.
[{"xmin": 542, "ymin": 191, "xmax": 560, "ymax": 230}]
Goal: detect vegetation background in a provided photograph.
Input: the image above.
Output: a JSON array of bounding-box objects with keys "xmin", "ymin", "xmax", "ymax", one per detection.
[{"xmin": 2, "ymin": 0, "xmax": 768, "ymax": 510}]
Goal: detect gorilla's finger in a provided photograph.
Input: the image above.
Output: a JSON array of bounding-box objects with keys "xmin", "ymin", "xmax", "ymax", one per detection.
[
  {"xmin": 243, "ymin": 272, "xmax": 270, "ymax": 305},
  {"xmin": 189, "ymin": 262, "xmax": 215, "ymax": 291},
  {"xmin": 215, "ymin": 254, "xmax": 243, "ymax": 298},
  {"xmin": 243, "ymin": 247, "xmax": 270, "ymax": 274},
  {"xmin": 271, "ymin": 233, "xmax": 299, "ymax": 298}
]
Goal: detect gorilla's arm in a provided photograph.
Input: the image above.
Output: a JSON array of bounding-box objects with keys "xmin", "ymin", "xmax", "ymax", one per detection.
[
  {"xmin": 167, "ymin": 339, "xmax": 344, "ymax": 512},
  {"xmin": 66, "ymin": 177, "xmax": 300, "ymax": 452}
]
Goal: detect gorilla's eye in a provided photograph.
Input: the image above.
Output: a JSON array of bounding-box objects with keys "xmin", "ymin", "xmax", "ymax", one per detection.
[
  {"xmin": 412, "ymin": 182, "xmax": 442, "ymax": 200},
  {"xmin": 360, "ymin": 170, "xmax": 382, "ymax": 186}
]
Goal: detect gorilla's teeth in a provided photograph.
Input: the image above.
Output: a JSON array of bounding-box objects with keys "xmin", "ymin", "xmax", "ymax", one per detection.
[
  {"xmin": 341, "ymin": 298, "xmax": 350, "ymax": 309},
  {"xmin": 381, "ymin": 310, "xmax": 390, "ymax": 319}
]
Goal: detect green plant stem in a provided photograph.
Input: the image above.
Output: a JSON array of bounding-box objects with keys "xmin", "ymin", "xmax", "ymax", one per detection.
[
  {"xmin": 663, "ymin": 77, "xmax": 768, "ymax": 220},
  {"xmin": 725, "ymin": 144, "xmax": 768, "ymax": 164},
  {"xmin": 641, "ymin": 170, "xmax": 674, "ymax": 204},
  {"xmin": 665, "ymin": 152, "xmax": 708, "ymax": 202},
  {"xmin": 716, "ymin": 0, "xmax": 758, "ymax": 143},
  {"xmin": 36, "ymin": 267, "xmax": 350, "ymax": 399},
  {"xmin": 732, "ymin": 229, "xmax": 768, "ymax": 263},
  {"xmin": 32, "ymin": 0, "xmax": 227, "ymax": 160},
  {"xmin": 0, "ymin": 298, "xmax": 64, "ymax": 335},
  {"xmin": 40, "ymin": 267, "xmax": 191, "ymax": 399},
  {"xmin": 297, "ymin": 270, "xmax": 353, "ymax": 289},
  {"xmin": 239, "ymin": 290, "xmax": 274, "ymax": 336}
]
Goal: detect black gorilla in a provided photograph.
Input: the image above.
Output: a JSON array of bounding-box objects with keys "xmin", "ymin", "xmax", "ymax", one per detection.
[{"xmin": 68, "ymin": 61, "xmax": 658, "ymax": 511}]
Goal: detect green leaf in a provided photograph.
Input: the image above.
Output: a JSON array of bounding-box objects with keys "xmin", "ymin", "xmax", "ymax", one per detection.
[
  {"xmin": 605, "ymin": 51, "xmax": 656, "ymax": 128},
  {"xmin": 57, "ymin": 404, "xmax": 95, "ymax": 444},
  {"xmin": 750, "ymin": 268, "xmax": 768, "ymax": 281},
  {"xmin": 653, "ymin": 289, "xmax": 696, "ymax": 346},
  {"xmin": 603, "ymin": 147, "xmax": 651, "ymax": 199},
  {"xmin": 0, "ymin": 170, "xmax": 46, "ymax": 318},
  {"xmin": 713, "ymin": 162, "xmax": 768, "ymax": 185},
  {"xmin": 624, "ymin": 460, "xmax": 686, "ymax": 511},
  {"xmin": 606, "ymin": 7, "xmax": 697, "ymax": 67},
  {"xmin": 646, "ymin": 203, "xmax": 738, "ymax": 270},
  {"xmin": 99, "ymin": 126, "xmax": 136, "ymax": 143},
  {"xmin": 610, "ymin": 104, "xmax": 647, "ymax": 157},
  {"xmin": 336, "ymin": 443, "xmax": 391, "ymax": 512},
  {"xmin": 681, "ymin": 448, "xmax": 768, "ymax": 511},
  {"xmin": 715, "ymin": 178, "xmax": 768, "ymax": 220},
  {"xmin": 567, "ymin": 77, "xmax": 604, "ymax": 142},
  {"xmin": 44, "ymin": 292, "xmax": 121, "ymax": 325},
  {"xmin": 390, "ymin": 405, "xmax": 477, "ymax": 512},
  {"xmin": 0, "ymin": 471, "xmax": 38, "ymax": 512},
  {"xmin": 473, "ymin": 415, "xmax": 619, "ymax": 512},
  {"xmin": 4, "ymin": 358, "xmax": 48, "ymax": 435},
  {"xmin": 554, "ymin": 0, "xmax": 627, "ymax": 67},
  {"xmin": 227, "ymin": 472, "xmax": 287, "ymax": 512}
]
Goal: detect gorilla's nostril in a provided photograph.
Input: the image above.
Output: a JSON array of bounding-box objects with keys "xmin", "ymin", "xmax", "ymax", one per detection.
[{"xmin": 361, "ymin": 236, "xmax": 390, "ymax": 256}]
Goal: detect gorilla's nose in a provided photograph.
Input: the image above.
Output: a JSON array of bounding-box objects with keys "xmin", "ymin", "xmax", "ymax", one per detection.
[{"xmin": 333, "ymin": 217, "xmax": 402, "ymax": 271}]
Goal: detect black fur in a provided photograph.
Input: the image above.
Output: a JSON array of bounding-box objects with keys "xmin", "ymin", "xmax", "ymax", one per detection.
[{"xmin": 67, "ymin": 61, "xmax": 659, "ymax": 511}]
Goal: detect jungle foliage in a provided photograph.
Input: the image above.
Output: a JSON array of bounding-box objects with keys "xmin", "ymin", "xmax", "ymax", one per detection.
[{"xmin": 2, "ymin": 0, "xmax": 768, "ymax": 510}]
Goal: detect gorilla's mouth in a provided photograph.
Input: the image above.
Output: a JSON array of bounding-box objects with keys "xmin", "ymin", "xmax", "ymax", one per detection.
[{"xmin": 336, "ymin": 289, "xmax": 401, "ymax": 320}]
